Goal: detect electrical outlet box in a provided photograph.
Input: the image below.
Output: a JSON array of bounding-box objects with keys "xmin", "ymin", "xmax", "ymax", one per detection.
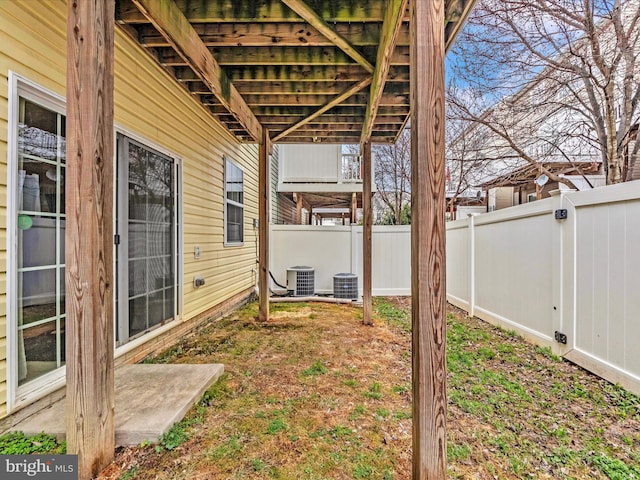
[
  {"xmin": 253, "ymin": 218, "xmax": 259, "ymax": 228},
  {"xmin": 194, "ymin": 246, "xmax": 201, "ymax": 259},
  {"xmin": 194, "ymin": 276, "xmax": 205, "ymax": 288}
]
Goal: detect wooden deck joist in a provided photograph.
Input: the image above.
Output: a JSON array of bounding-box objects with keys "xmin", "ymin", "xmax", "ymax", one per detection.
[
  {"xmin": 175, "ymin": 65, "xmax": 410, "ymax": 83},
  {"xmin": 157, "ymin": 46, "xmax": 410, "ymax": 67},
  {"xmin": 138, "ymin": 22, "xmax": 411, "ymax": 48},
  {"xmin": 117, "ymin": 0, "xmax": 409, "ymax": 24},
  {"xmin": 117, "ymin": 0, "xmax": 473, "ymax": 144},
  {"xmin": 280, "ymin": 0, "xmax": 374, "ymax": 72},
  {"xmin": 361, "ymin": 0, "xmax": 410, "ymax": 143},
  {"xmin": 271, "ymin": 77, "xmax": 372, "ymax": 142},
  {"xmin": 131, "ymin": 0, "xmax": 262, "ymax": 141}
]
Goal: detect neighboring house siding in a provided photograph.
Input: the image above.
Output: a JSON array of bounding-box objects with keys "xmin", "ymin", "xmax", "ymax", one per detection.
[
  {"xmin": 0, "ymin": 1, "xmax": 258, "ymax": 418},
  {"xmin": 274, "ymin": 193, "xmax": 297, "ymax": 225}
]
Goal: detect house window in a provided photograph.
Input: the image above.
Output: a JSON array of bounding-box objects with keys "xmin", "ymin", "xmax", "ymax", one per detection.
[
  {"xmin": 10, "ymin": 82, "xmax": 67, "ymax": 389},
  {"xmin": 224, "ymin": 157, "xmax": 244, "ymax": 245}
]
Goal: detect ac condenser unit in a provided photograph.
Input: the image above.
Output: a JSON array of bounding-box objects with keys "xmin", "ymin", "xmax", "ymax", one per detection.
[
  {"xmin": 333, "ymin": 273, "xmax": 358, "ymax": 300},
  {"xmin": 286, "ymin": 266, "xmax": 315, "ymax": 296}
]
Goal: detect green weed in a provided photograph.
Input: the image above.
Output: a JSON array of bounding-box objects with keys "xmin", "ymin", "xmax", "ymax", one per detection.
[
  {"xmin": 364, "ymin": 382, "xmax": 383, "ymax": 400},
  {"xmin": 302, "ymin": 360, "xmax": 328, "ymax": 377},
  {"xmin": 0, "ymin": 431, "xmax": 65, "ymax": 455},
  {"xmin": 157, "ymin": 423, "xmax": 188, "ymax": 451},
  {"xmin": 266, "ymin": 418, "xmax": 288, "ymax": 435}
]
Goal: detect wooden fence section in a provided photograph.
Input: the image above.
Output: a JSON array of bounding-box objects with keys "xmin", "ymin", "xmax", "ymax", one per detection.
[{"xmin": 270, "ymin": 180, "xmax": 640, "ymax": 395}]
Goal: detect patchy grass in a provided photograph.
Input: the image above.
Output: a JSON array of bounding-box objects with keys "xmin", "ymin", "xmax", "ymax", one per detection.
[{"xmin": 98, "ymin": 298, "xmax": 640, "ymax": 480}]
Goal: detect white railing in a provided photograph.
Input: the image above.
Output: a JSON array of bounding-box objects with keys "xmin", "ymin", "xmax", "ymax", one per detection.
[
  {"xmin": 270, "ymin": 181, "xmax": 640, "ymax": 395},
  {"xmin": 340, "ymin": 154, "xmax": 362, "ymax": 182}
]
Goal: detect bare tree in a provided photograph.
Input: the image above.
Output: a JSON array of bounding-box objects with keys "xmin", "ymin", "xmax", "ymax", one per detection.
[
  {"xmin": 445, "ymin": 113, "xmax": 504, "ymax": 208},
  {"xmin": 448, "ymin": 0, "xmax": 640, "ymax": 185},
  {"xmin": 373, "ymin": 128, "xmax": 411, "ymax": 225}
]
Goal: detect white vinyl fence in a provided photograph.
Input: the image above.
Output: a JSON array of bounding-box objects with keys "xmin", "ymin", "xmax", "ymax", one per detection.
[
  {"xmin": 447, "ymin": 181, "xmax": 640, "ymax": 395},
  {"xmin": 269, "ymin": 181, "xmax": 640, "ymax": 394},
  {"xmin": 270, "ymin": 225, "xmax": 411, "ymax": 296}
]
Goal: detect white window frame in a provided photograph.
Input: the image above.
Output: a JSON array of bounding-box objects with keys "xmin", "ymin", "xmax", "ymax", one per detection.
[
  {"xmin": 6, "ymin": 73, "xmax": 68, "ymax": 413},
  {"xmin": 5, "ymin": 74, "xmax": 186, "ymax": 412},
  {"xmin": 224, "ymin": 156, "xmax": 244, "ymax": 246}
]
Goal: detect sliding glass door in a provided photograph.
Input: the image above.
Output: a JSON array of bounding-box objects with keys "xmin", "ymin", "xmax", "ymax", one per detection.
[{"xmin": 116, "ymin": 134, "xmax": 179, "ymax": 345}]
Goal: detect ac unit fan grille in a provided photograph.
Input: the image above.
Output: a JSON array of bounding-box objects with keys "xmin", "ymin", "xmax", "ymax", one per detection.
[
  {"xmin": 287, "ymin": 266, "xmax": 315, "ymax": 296},
  {"xmin": 333, "ymin": 273, "xmax": 358, "ymax": 300}
]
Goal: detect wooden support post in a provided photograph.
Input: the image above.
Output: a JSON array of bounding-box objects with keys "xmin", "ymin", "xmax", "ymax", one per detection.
[
  {"xmin": 411, "ymin": 0, "xmax": 447, "ymax": 477},
  {"xmin": 308, "ymin": 207, "xmax": 313, "ymax": 225},
  {"xmin": 362, "ymin": 141, "xmax": 373, "ymax": 325},
  {"xmin": 259, "ymin": 129, "xmax": 270, "ymax": 322},
  {"xmin": 351, "ymin": 192, "xmax": 357, "ymax": 224},
  {"xmin": 295, "ymin": 193, "xmax": 303, "ymax": 224},
  {"xmin": 66, "ymin": 0, "xmax": 115, "ymax": 478}
]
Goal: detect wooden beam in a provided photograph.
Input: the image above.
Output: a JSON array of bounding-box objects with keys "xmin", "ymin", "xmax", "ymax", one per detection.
[
  {"xmin": 66, "ymin": 0, "xmax": 115, "ymax": 478},
  {"xmin": 138, "ymin": 22, "xmax": 411, "ymax": 48},
  {"xmin": 281, "ymin": 0, "xmax": 374, "ymax": 72},
  {"xmin": 218, "ymin": 81, "xmax": 362, "ymax": 96},
  {"xmin": 216, "ymin": 65, "xmax": 409, "ymax": 83},
  {"xmin": 131, "ymin": 0, "xmax": 262, "ymax": 141},
  {"xmin": 271, "ymin": 77, "xmax": 372, "ymax": 142},
  {"xmin": 227, "ymin": 115, "xmax": 407, "ymax": 125},
  {"xmin": 361, "ymin": 0, "xmax": 410, "ymax": 143},
  {"xmin": 362, "ymin": 142, "xmax": 373, "ymax": 325},
  {"xmin": 444, "ymin": 0, "xmax": 478, "ymax": 52},
  {"xmin": 295, "ymin": 193, "xmax": 303, "ymax": 224},
  {"xmin": 276, "ymin": 136, "xmax": 394, "ymax": 144},
  {"xmin": 157, "ymin": 46, "xmax": 410, "ymax": 67},
  {"xmin": 270, "ymin": 123, "xmax": 403, "ymax": 133},
  {"xmin": 351, "ymin": 192, "xmax": 357, "ymax": 223},
  {"xmin": 211, "ymin": 105, "xmax": 410, "ymax": 117},
  {"xmin": 118, "ymin": 0, "xmax": 404, "ymax": 23},
  {"xmin": 240, "ymin": 92, "xmax": 407, "ymax": 107},
  {"xmin": 259, "ymin": 128, "xmax": 270, "ymax": 322},
  {"xmin": 411, "ymin": 0, "xmax": 447, "ymax": 476}
]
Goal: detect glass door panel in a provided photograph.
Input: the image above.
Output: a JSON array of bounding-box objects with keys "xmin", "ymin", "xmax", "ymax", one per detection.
[
  {"xmin": 117, "ymin": 135, "xmax": 177, "ymax": 344},
  {"xmin": 16, "ymin": 98, "xmax": 66, "ymax": 386}
]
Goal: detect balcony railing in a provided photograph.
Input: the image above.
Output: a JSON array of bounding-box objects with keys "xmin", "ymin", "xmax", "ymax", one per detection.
[{"xmin": 341, "ymin": 154, "xmax": 362, "ymax": 182}]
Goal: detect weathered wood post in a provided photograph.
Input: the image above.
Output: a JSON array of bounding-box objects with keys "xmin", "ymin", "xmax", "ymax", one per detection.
[
  {"xmin": 362, "ymin": 141, "xmax": 373, "ymax": 325},
  {"xmin": 259, "ymin": 128, "xmax": 271, "ymax": 321},
  {"xmin": 410, "ymin": 0, "xmax": 448, "ymax": 477},
  {"xmin": 66, "ymin": 0, "xmax": 115, "ymax": 478},
  {"xmin": 295, "ymin": 193, "xmax": 303, "ymax": 224}
]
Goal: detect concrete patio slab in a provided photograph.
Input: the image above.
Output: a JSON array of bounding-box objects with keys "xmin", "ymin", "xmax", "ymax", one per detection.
[{"xmin": 11, "ymin": 363, "xmax": 224, "ymax": 446}]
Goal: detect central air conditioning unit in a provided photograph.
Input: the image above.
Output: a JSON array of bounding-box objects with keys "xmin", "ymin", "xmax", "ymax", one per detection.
[
  {"xmin": 333, "ymin": 273, "xmax": 358, "ymax": 300},
  {"xmin": 286, "ymin": 266, "xmax": 315, "ymax": 296}
]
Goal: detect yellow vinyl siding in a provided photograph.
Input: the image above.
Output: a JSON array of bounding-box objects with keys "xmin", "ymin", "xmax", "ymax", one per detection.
[
  {"xmin": 113, "ymin": 28, "xmax": 260, "ymax": 321},
  {"xmin": 0, "ymin": 0, "xmax": 261, "ymax": 418}
]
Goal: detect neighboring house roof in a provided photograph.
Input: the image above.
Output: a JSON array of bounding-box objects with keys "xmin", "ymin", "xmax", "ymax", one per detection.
[{"xmin": 479, "ymin": 162, "xmax": 601, "ymax": 189}]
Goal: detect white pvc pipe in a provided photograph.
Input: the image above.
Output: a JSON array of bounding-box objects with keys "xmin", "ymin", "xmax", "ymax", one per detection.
[{"xmin": 269, "ymin": 296, "xmax": 355, "ymax": 304}]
